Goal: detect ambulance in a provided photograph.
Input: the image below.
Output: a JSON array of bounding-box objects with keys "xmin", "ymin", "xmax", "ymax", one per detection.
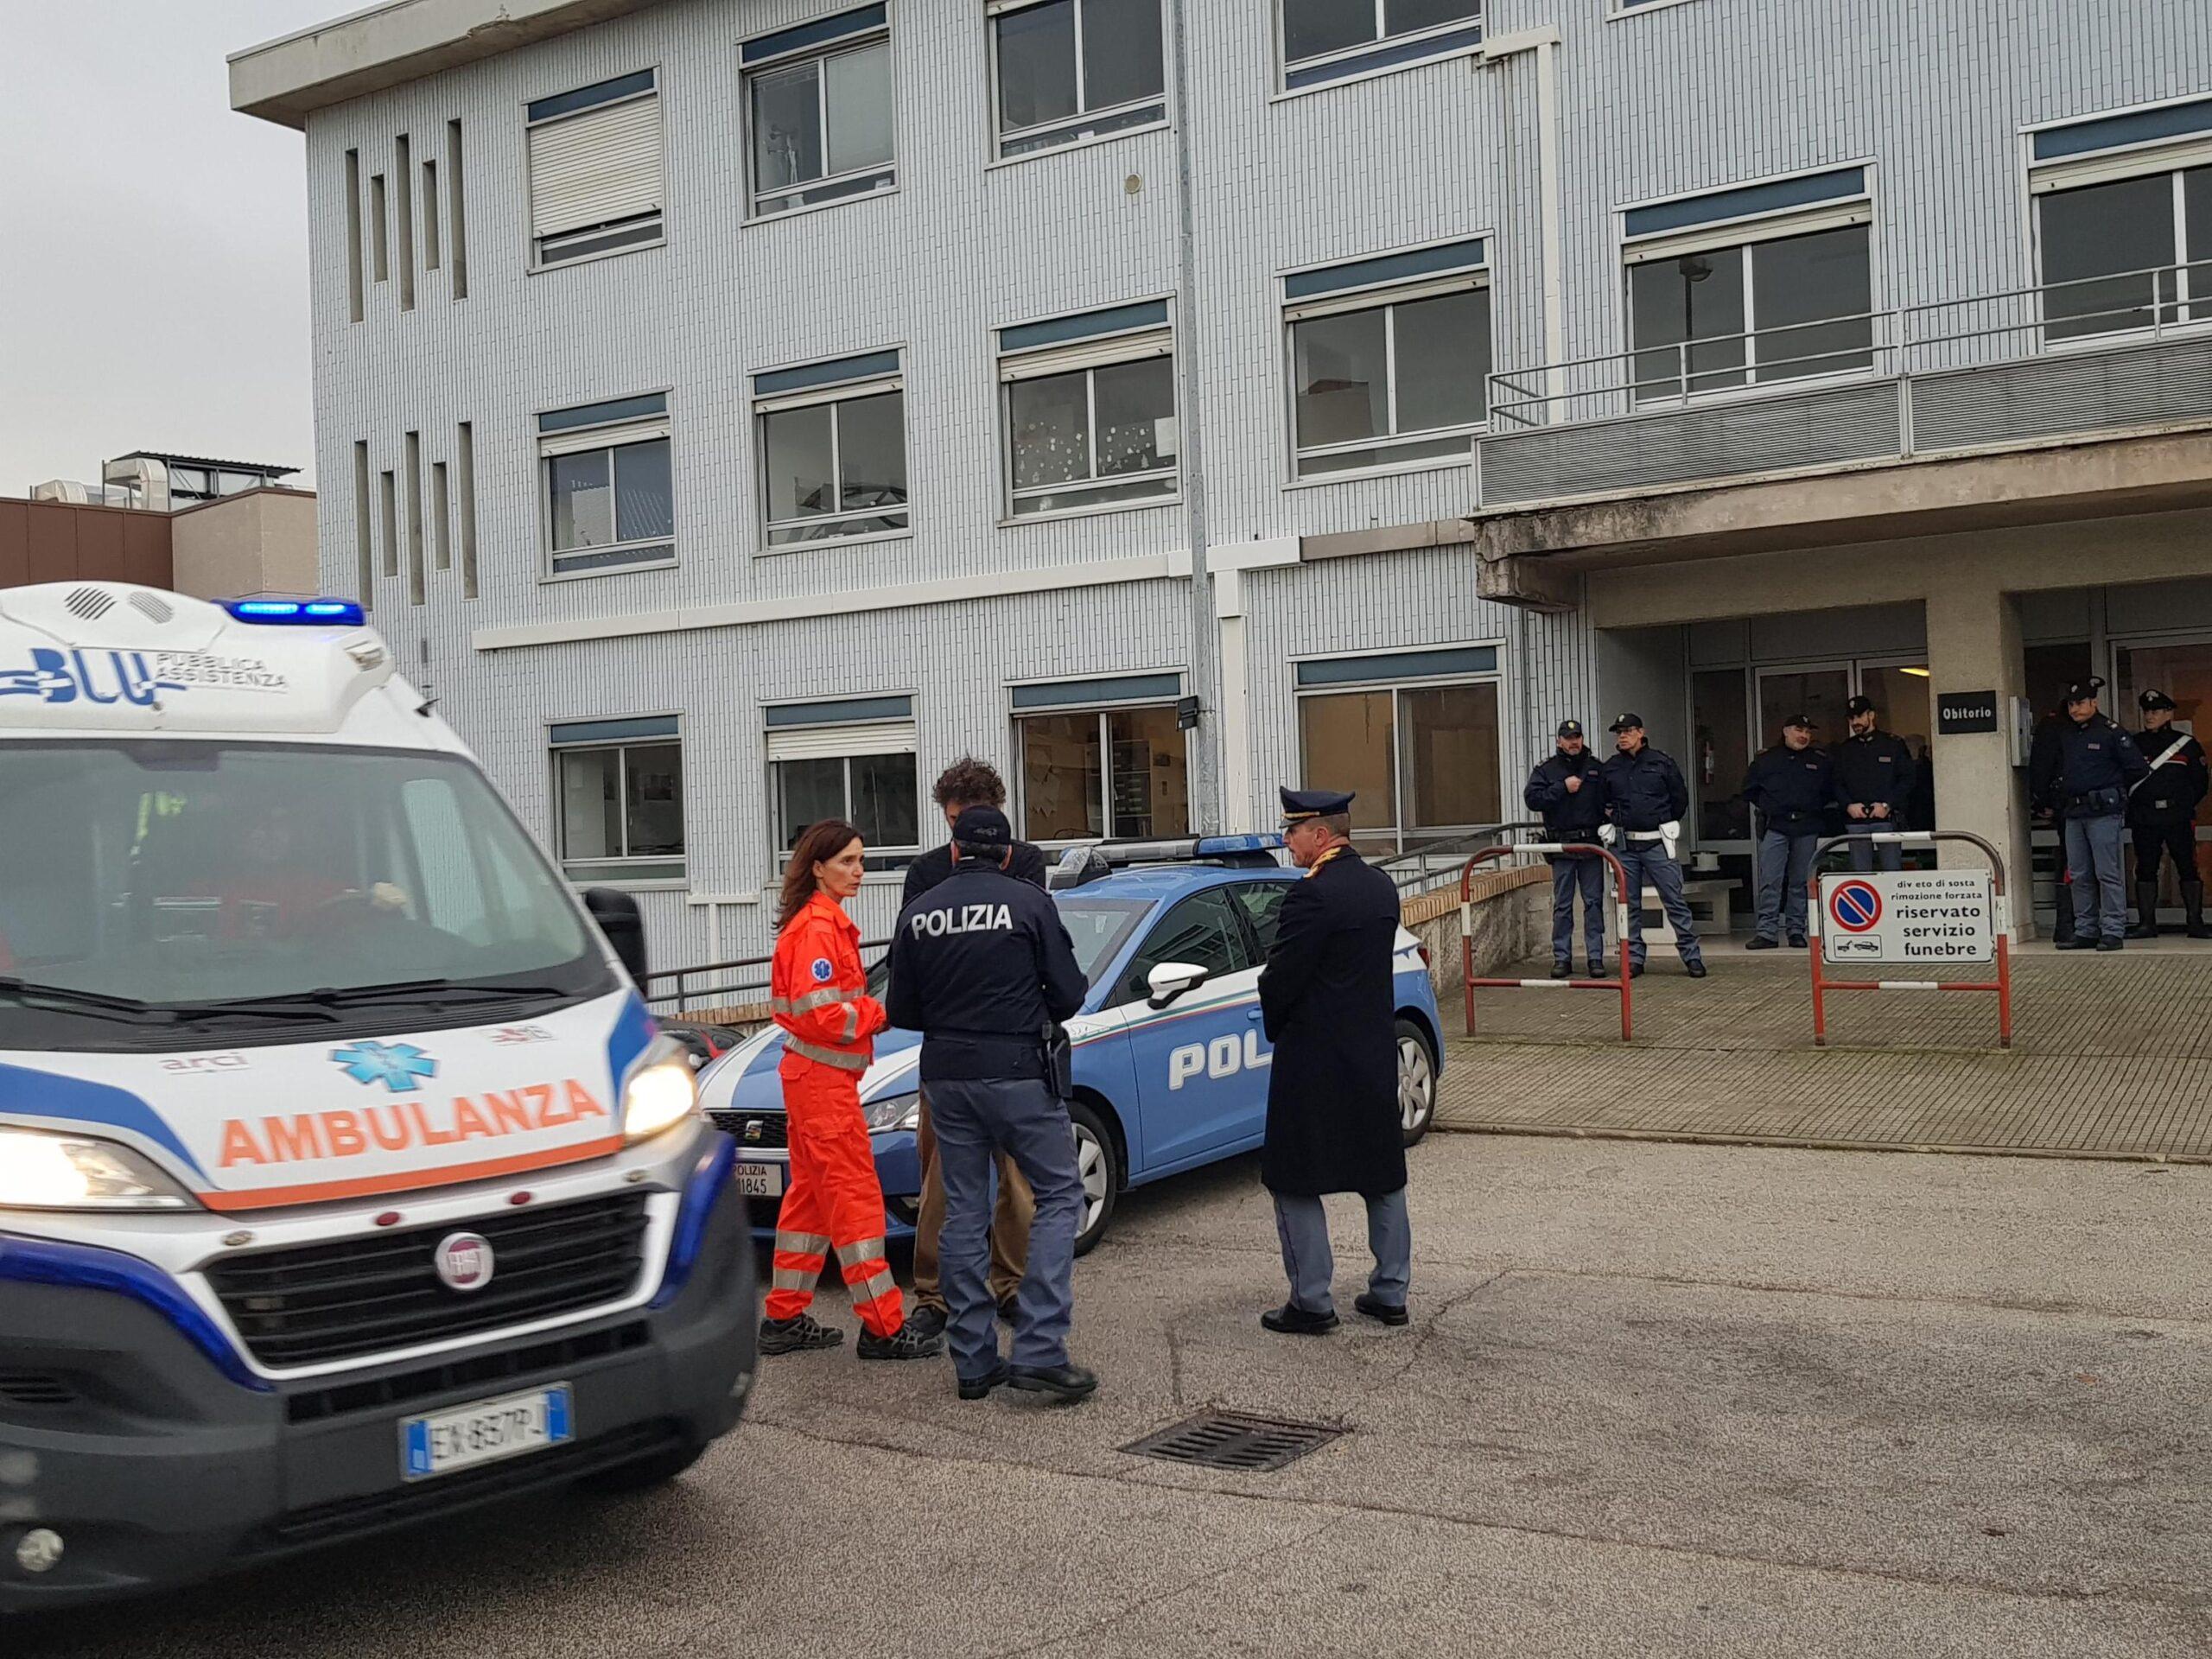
[{"xmin": 0, "ymin": 583, "xmax": 754, "ymax": 1613}]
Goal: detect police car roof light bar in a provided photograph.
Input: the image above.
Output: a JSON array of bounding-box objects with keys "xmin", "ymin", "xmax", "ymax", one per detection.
[
  {"xmin": 220, "ymin": 597, "xmax": 367, "ymax": 626},
  {"xmin": 1049, "ymin": 833, "xmax": 1286, "ymax": 889}
]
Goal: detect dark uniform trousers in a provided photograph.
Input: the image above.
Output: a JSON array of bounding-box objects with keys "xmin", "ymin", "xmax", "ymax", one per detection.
[
  {"xmin": 1551, "ymin": 856, "xmax": 1607, "ymax": 969},
  {"xmin": 911, "ymin": 1091, "xmax": 1031, "ymax": 1313}
]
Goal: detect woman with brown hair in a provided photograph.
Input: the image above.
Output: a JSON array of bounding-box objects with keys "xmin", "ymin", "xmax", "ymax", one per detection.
[{"xmin": 759, "ymin": 819, "xmax": 944, "ymax": 1360}]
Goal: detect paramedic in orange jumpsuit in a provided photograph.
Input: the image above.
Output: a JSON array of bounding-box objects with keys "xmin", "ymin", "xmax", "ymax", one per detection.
[{"xmin": 758, "ymin": 818, "xmax": 946, "ymax": 1361}]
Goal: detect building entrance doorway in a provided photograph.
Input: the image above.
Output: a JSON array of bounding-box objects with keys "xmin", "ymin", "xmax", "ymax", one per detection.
[
  {"xmin": 2113, "ymin": 634, "xmax": 2212, "ymax": 903},
  {"xmin": 1751, "ymin": 657, "xmax": 1934, "ymax": 824}
]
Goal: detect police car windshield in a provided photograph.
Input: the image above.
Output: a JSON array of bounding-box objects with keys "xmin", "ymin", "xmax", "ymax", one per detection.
[
  {"xmin": 861, "ymin": 893, "xmax": 1146, "ymax": 1000},
  {"xmin": 0, "ymin": 741, "xmax": 607, "ymax": 1047}
]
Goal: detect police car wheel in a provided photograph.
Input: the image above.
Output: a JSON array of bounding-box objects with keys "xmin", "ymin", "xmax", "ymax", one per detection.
[
  {"xmin": 1068, "ymin": 1098, "xmax": 1120, "ymax": 1256},
  {"xmin": 1396, "ymin": 1020, "xmax": 1437, "ymax": 1147}
]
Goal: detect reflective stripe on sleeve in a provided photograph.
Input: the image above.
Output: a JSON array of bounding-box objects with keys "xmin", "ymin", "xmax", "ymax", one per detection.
[
  {"xmin": 771, "ymin": 987, "xmax": 861, "ymax": 1016},
  {"xmin": 840, "ymin": 1001, "xmax": 861, "ymax": 1042},
  {"xmin": 786, "ymin": 1035, "xmax": 868, "ymax": 1071}
]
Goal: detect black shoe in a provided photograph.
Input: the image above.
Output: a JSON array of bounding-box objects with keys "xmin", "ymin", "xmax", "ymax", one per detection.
[
  {"xmin": 906, "ymin": 1304, "xmax": 947, "ymax": 1339},
  {"xmin": 1685, "ymin": 960, "xmax": 1708, "ymax": 979},
  {"xmin": 1788, "ymin": 936, "xmax": 1808, "ymax": 950},
  {"xmin": 1630, "ymin": 963, "xmax": 1647, "ymax": 979},
  {"xmin": 759, "ymin": 1313, "xmax": 843, "ymax": 1356},
  {"xmin": 997, "ymin": 1294, "xmax": 1021, "ymax": 1324},
  {"xmin": 1007, "ymin": 1362, "xmax": 1097, "ymax": 1402},
  {"xmin": 1587, "ymin": 962, "xmax": 1609, "ymax": 979},
  {"xmin": 1744, "ymin": 936, "xmax": 1778, "ymax": 951},
  {"xmin": 2055, "ymin": 934, "xmax": 2099, "ymax": 950},
  {"xmin": 1354, "ymin": 1293, "xmax": 1409, "ymax": 1327},
  {"xmin": 1550, "ymin": 961, "xmax": 1572, "ymax": 980},
  {"xmin": 2098, "ymin": 936, "xmax": 2125, "ymax": 952},
  {"xmin": 856, "ymin": 1319, "xmax": 947, "ymax": 1362},
  {"xmin": 957, "ymin": 1362, "xmax": 1011, "ymax": 1401},
  {"xmin": 1262, "ymin": 1302, "xmax": 1340, "ymax": 1336}
]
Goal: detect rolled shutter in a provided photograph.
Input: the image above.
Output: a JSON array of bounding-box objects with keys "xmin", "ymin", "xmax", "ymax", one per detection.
[
  {"xmin": 529, "ymin": 95, "xmax": 663, "ymax": 239},
  {"xmin": 765, "ymin": 719, "xmax": 917, "ymax": 763}
]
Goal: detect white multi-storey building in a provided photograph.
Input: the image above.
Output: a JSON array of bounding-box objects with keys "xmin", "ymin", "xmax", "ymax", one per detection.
[{"xmin": 232, "ymin": 0, "xmax": 2212, "ymax": 969}]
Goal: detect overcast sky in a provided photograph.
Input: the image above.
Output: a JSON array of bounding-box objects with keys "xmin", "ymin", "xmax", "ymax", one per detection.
[{"xmin": 0, "ymin": 2, "xmax": 333, "ymax": 493}]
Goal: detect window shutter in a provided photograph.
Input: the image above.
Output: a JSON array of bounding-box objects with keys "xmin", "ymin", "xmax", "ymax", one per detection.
[
  {"xmin": 766, "ymin": 719, "xmax": 917, "ymax": 763},
  {"xmin": 529, "ymin": 95, "xmax": 663, "ymax": 238},
  {"xmin": 1000, "ymin": 327, "xmax": 1173, "ymax": 383}
]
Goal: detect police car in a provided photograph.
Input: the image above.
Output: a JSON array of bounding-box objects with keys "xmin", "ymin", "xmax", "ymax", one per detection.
[{"xmin": 698, "ymin": 836, "xmax": 1445, "ymax": 1254}]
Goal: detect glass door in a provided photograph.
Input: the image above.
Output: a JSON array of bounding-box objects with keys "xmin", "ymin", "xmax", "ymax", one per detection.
[
  {"xmin": 1856, "ymin": 658, "xmax": 1933, "ymax": 830},
  {"xmin": 1755, "ymin": 664, "xmax": 1853, "ymax": 754},
  {"xmin": 2113, "ymin": 636, "xmax": 2212, "ymax": 898}
]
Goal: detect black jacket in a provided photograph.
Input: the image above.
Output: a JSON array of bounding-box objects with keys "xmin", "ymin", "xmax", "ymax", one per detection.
[
  {"xmin": 2130, "ymin": 726, "xmax": 2209, "ymax": 828},
  {"xmin": 1600, "ymin": 745, "xmax": 1690, "ymax": 832},
  {"xmin": 2028, "ymin": 713, "xmax": 2148, "ymax": 820},
  {"xmin": 1741, "ymin": 743, "xmax": 1835, "ymax": 835},
  {"xmin": 885, "ymin": 859, "xmax": 1087, "ymax": 1084},
  {"xmin": 1524, "ymin": 749, "xmax": 1609, "ymax": 842},
  {"xmin": 1833, "ymin": 730, "xmax": 1916, "ymax": 814},
  {"xmin": 901, "ymin": 838, "xmax": 1047, "ymax": 906},
  {"xmin": 1256, "ymin": 850, "xmax": 1408, "ymax": 1199}
]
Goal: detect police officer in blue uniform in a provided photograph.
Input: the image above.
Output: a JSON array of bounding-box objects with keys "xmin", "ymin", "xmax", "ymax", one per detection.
[
  {"xmin": 2030, "ymin": 677, "xmax": 2148, "ymax": 951},
  {"xmin": 1599, "ymin": 714, "xmax": 1707, "ymax": 979},
  {"xmin": 1740, "ymin": 713, "xmax": 1833, "ymax": 950},
  {"xmin": 2127, "ymin": 689, "xmax": 2211, "ymax": 940},
  {"xmin": 1833, "ymin": 696, "xmax": 1917, "ymax": 872},
  {"xmin": 1524, "ymin": 720, "xmax": 1610, "ymax": 979},
  {"xmin": 885, "ymin": 805, "xmax": 1096, "ymax": 1402}
]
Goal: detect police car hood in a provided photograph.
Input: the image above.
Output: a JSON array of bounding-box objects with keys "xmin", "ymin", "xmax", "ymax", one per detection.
[{"xmin": 0, "ymin": 989, "xmax": 657, "ymax": 1212}]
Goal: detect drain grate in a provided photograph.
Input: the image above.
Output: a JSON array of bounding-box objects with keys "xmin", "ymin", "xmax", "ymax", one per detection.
[{"xmin": 1120, "ymin": 1410, "xmax": 1343, "ymax": 1472}]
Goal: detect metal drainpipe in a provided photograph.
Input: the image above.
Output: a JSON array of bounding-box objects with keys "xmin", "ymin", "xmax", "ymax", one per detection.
[{"xmin": 1166, "ymin": 0, "xmax": 1219, "ymax": 833}]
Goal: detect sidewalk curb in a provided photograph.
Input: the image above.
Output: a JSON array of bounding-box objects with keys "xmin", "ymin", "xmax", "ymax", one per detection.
[{"xmin": 1436, "ymin": 1120, "xmax": 2210, "ymax": 1166}]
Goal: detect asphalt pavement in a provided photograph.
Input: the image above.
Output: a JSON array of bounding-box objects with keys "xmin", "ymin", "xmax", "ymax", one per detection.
[{"xmin": 22, "ymin": 1133, "xmax": 2212, "ymax": 1658}]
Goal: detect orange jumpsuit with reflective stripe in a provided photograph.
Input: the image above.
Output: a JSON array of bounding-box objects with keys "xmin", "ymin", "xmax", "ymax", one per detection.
[{"xmin": 765, "ymin": 892, "xmax": 902, "ymax": 1336}]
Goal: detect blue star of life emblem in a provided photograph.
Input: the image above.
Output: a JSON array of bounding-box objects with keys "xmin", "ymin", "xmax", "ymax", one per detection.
[
  {"xmin": 810, "ymin": 957, "xmax": 834, "ymax": 983},
  {"xmin": 332, "ymin": 1040, "xmax": 439, "ymax": 1092}
]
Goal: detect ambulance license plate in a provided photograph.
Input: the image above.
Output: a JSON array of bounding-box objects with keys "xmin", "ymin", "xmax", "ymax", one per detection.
[
  {"xmin": 732, "ymin": 1162, "xmax": 785, "ymax": 1198},
  {"xmin": 401, "ymin": 1384, "xmax": 571, "ymax": 1481}
]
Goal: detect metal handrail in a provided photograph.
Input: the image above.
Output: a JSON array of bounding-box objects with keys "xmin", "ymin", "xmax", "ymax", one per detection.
[
  {"xmin": 646, "ymin": 938, "xmax": 892, "ymax": 1015},
  {"xmin": 1372, "ymin": 822, "xmax": 1550, "ymax": 894}
]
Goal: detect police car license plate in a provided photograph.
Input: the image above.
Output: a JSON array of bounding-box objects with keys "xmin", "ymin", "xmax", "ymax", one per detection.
[
  {"xmin": 732, "ymin": 1162, "xmax": 785, "ymax": 1198},
  {"xmin": 401, "ymin": 1384, "xmax": 571, "ymax": 1481}
]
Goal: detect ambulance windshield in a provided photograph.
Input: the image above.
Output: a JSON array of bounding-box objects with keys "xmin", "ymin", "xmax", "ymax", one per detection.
[{"xmin": 0, "ymin": 741, "xmax": 607, "ymax": 1046}]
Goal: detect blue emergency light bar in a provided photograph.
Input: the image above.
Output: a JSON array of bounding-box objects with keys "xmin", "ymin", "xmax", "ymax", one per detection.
[
  {"xmin": 221, "ymin": 597, "xmax": 366, "ymax": 626},
  {"xmin": 1197, "ymin": 833, "xmax": 1284, "ymax": 855}
]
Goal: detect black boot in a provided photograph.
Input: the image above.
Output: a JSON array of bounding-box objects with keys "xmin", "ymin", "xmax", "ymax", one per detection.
[
  {"xmin": 2188, "ymin": 881, "xmax": 2212, "ymax": 940},
  {"xmin": 2051, "ymin": 883, "xmax": 2076, "ymax": 944},
  {"xmin": 2127, "ymin": 882, "xmax": 2160, "ymax": 939}
]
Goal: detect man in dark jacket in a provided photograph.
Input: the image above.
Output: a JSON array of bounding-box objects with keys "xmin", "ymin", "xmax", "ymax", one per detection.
[
  {"xmin": 1833, "ymin": 696, "xmax": 1917, "ymax": 872},
  {"xmin": 1256, "ymin": 786, "xmax": 1410, "ymax": 1337},
  {"xmin": 1599, "ymin": 714, "xmax": 1707, "ymax": 979},
  {"xmin": 1740, "ymin": 713, "xmax": 1833, "ymax": 950},
  {"xmin": 1525, "ymin": 719, "xmax": 1611, "ymax": 979},
  {"xmin": 2031, "ymin": 677, "xmax": 2149, "ymax": 950},
  {"xmin": 2127, "ymin": 689, "xmax": 2211, "ymax": 939},
  {"xmin": 887, "ymin": 806, "xmax": 1094, "ymax": 1402}
]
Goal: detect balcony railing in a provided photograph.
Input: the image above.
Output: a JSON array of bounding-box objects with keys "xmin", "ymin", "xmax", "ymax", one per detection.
[{"xmin": 1475, "ymin": 264, "xmax": 2212, "ymax": 508}]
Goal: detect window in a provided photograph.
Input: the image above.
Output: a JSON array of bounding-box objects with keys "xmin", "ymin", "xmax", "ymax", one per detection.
[
  {"xmin": 765, "ymin": 695, "xmax": 920, "ymax": 868},
  {"xmin": 394, "ymin": 135, "xmax": 416, "ymax": 310},
  {"xmin": 1280, "ymin": 0, "xmax": 1483, "ymax": 92},
  {"xmin": 447, "ymin": 118, "xmax": 470, "ymax": 299},
  {"xmin": 344, "ymin": 149, "xmax": 364, "ymax": 322},
  {"xmin": 1624, "ymin": 167, "xmax": 1873, "ymax": 403},
  {"xmin": 743, "ymin": 7, "xmax": 895, "ymax": 219},
  {"xmin": 537, "ymin": 393, "xmax": 675, "ymax": 576},
  {"xmin": 1122, "ymin": 889, "xmax": 1249, "ymax": 1001},
  {"xmin": 423, "ymin": 157, "xmax": 442, "ymax": 270},
  {"xmin": 550, "ymin": 715, "xmax": 686, "ymax": 884},
  {"xmin": 2032, "ymin": 100, "xmax": 2212, "ymax": 340},
  {"xmin": 999, "ymin": 301, "xmax": 1177, "ymax": 517},
  {"xmin": 1287, "ymin": 238, "xmax": 1490, "ymax": 477},
  {"xmin": 351, "ymin": 440, "xmax": 372, "ymax": 604},
  {"xmin": 991, "ymin": 0, "xmax": 1166, "ymax": 160},
  {"xmin": 1013, "ymin": 674, "xmax": 1189, "ymax": 842},
  {"xmin": 1294, "ymin": 647, "xmax": 1501, "ymax": 855},
  {"xmin": 456, "ymin": 421, "xmax": 479, "ymax": 597},
  {"xmin": 753, "ymin": 350, "xmax": 908, "ymax": 547},
  {"xmin": 369, "ymin": 174, "xmax": 389, "ymax": 282},
  {"xmin": 526, "ymin": 69, "xmax": 664, "ymax": 268},
  {"xmin": 1229, "ymin": 881, "xmax": 1289, "ymax": 956}
]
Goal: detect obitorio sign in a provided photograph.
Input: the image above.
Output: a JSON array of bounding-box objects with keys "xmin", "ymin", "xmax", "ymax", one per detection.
[{"xmin": 1936, "ymin": 690, "xmax": 1999, "ymax": 734}]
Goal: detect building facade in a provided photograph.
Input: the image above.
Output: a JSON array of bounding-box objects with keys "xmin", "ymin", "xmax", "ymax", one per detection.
[{"xmin": 232, "ymin": 0, "xmax": 2212, "ymax": 967}]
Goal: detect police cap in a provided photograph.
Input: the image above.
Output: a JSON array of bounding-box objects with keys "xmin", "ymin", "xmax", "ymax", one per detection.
[
  {"xmin": 1556, "ymin": 719, "xmax": 1585, "ymax": 738},
  {"xmin": 2140, "ymin": 687, "xmax": 2177, "ymax": 713},
  {"xmin": 1845, "ymin": 695, "xmax": 1877, "ymax": 716},
  {"xmin": 951, "ymin": 804, "xmax": 1013, "ymax": 850},
  {"xmin": 1783, "ymin": 712, "xmax": 1816, "ymax": 731},
  {"xmin": 1606, "ymin": 712, "xmax": 1643, "ymax": 734},
  {"xmin": 1280, "ymin": 785, "xmax": 1354, "ymax": 823},
  {"xmin": 2065, "ymin": 677, "xmax": 2106, "ymax": 704}
]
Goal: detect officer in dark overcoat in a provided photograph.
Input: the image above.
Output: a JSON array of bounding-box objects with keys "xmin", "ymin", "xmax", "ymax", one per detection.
[{"xmin": 1256, "ymin": 786, "xmax": 1411, "ymax": 1337}]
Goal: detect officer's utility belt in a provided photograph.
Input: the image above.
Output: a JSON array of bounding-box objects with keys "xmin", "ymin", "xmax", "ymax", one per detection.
[
  {"xmin": 1626, "ymin": 830, "xmax": 1669, "ymax": 842},
  {"xmin": 2065, "ymin": 786, "xmax": 2126, "ymax": 817}
]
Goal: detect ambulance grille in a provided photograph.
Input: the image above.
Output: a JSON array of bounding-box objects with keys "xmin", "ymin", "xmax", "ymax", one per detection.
[
  {"xmin": 129, "ymin": 590, "xmax": 175, "ymax": 624},
  {"xmin": 204, "ymin": 1192, "xmax": 652, "ymax": 1369},
  {"xmin": 65, "ymin": 587, "xmax": 118, "ymax": 621}
]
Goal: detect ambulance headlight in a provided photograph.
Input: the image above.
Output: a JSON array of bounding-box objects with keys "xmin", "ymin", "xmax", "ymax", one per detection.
[
  {"xmin": 621, "ymin": 1045, "xmax": 700, "ymax": 1145},
  {"xmin": 862, "ymin": 1090, "xmax": 922, "ymax": 1133},
  {"xmin": 0, "ymin": 1127, "xmax": 195, "ymax": 1211}
]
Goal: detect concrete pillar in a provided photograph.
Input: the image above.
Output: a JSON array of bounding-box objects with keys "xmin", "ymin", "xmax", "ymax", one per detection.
[{"xmin": 1924, "ymin": 582, "xmax": 2033, "ymax": 936}]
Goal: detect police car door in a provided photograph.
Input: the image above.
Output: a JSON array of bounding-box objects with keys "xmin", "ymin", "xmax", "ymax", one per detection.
[{"xmin": 1124, "ymin": 887, "xmax": 1264, "ymax": 1172}]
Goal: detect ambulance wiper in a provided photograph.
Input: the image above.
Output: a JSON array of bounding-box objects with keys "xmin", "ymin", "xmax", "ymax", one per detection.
[
  {"xmin": 0, "ymin": 977, "xmax": 181, "ymax": 1025},
  {"xmin": 305, "ymin": 977, "xmax": 571, "ymax": 1008}
]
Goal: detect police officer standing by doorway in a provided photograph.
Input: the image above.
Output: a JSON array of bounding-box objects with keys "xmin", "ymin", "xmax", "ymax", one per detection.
[
  {"xmin": 2031, "ymin": 677, "xmax": 2148, "ymax": 951},
  {"xmin": 1834, "ymin": 696, "xmax": 1916, "ymax": 871},
  {"xmin": 886, "ymin": 806, "xmax": 1095, "ymax": 1402},
  {"xmin": 1524, "ymin": 720, "xmax": 1610, "ymax": 980},
  {"xmin": 1740, "ymin": 713, "xmax": 1833, "ymax": 950},
  {"xmin": 2127, "ymin": 689, "xmax": 2211, "ymax": 939},
  {"xmin": 1599, "ymin": 714, "xmax": 1707, "ymax": 979}
]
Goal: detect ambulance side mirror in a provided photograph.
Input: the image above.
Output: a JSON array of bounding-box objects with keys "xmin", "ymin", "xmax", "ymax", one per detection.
[
  {"xmin": 1147, "ymin": 961, "xmax": 1209, "ymax": 1009},
  {"xmin": 583, "ymin": 888, "xmax": 649, "ymax": 987}
]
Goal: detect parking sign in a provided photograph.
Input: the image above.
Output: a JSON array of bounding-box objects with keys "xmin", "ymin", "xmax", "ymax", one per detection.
[{"xmin": 1816, "ymin": 870, "xmax": 1997, "ymax": 964}]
